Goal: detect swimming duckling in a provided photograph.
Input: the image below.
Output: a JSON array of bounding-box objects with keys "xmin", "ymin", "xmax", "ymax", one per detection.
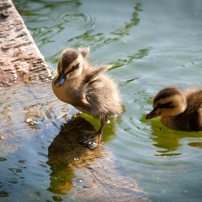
[
  {"xmin": 52, "ymin": 47, "xmax": 122, "ymax": 146},
  {"xmin": 146, "ymin": 86, "xmax": 202, "ymax": 131}
]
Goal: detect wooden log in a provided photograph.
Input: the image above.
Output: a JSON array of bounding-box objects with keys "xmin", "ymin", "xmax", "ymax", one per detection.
[{"xmin": 0, "ymin": 0, "xmax": 53, "ymax": 86}]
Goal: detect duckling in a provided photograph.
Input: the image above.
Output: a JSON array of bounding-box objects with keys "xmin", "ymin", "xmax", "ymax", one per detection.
[
  {"xmin": 52, "ymin": 47, "xmax": 122, "ymax": 146},
  {"xmin": 146, "ymin": 86, "xmax": 202, "ymax": 131}
]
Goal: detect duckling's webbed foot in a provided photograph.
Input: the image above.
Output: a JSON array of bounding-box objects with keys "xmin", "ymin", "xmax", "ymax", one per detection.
[{"xmin": 79, "ymin": 116, "xmax": 107, "ymax": 150}]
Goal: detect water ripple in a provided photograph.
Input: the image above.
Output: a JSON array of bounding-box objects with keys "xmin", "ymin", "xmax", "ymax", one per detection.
[{"xmin": 50, "ymin": 9, "xmax": 96, "ymax": 28}]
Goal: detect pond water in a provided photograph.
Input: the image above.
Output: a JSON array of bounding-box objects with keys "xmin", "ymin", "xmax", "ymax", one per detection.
[{"xmin": 2, "ymin": 0, "xmax": 202, "ymax": 201}]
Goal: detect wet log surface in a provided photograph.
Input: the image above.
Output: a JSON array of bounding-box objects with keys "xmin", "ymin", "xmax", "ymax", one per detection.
[
  {"xmin": 0, "ymin": 0, "xmax": 151, "ymax": 201},
  {"xmin": 0, "ymin": 0, "xmax": 53, "ymax": 86}
]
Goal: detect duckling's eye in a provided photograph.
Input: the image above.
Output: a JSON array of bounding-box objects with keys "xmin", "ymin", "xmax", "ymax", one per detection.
[
  {"xmin": 65, "ymin": 63, "xmax": 80, "ymax": 75},
  {"xmin": 157, "ymin": 102, "xmax": 173, "ymax": 108},
  {"xmin": 158, "ymin": 103, "xmax": 165, "ymax": 108},
  {"xmin": 72, "ymin": 63, "xmax": 79, "ymax": 71}
]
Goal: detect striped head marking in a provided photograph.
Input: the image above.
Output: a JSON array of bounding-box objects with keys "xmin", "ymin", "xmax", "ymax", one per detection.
[
  {"xmin": 146, "ymin": 87, "xmax": 187, "ymax": 119},
  {"xmin": 54, "ymin": 47, "xmax": 89, "ymax": 87}
]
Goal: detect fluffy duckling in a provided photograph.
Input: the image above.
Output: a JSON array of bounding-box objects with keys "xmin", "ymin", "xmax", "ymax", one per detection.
[
  {"xmin": 52, "ymin": 47, "xmax": 122, "ymax": 146},
  {"xmin": 146, "ymin": 86, "xmax": 202, "ymax": 131}
]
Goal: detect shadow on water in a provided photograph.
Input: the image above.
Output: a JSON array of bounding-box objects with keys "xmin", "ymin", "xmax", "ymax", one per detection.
[
  {"xmin": 47, "ymin": 113, "xmax": 105, "ymax": 195},
  {"xmin": 46, "ymin": 112, "xmax": 150, "ymax": 201}
]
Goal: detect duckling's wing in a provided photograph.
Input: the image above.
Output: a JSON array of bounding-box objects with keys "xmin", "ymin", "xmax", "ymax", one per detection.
[
  {"xmin": 80, "ymin": 65, "xmax": 112, "ymax": 106},
  {"xmin": 84, "ymin": 64, "xmax": 112, "ymax": 84}
]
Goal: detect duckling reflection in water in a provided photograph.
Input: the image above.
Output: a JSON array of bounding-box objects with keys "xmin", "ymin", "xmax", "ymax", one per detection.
[
  {"xmin": 146, "ymin": 86, "xmax": 202, "ymax": 131},
  {"xmin": 52, "ymin": 47, "xmax": 122, "ymax": 147}
]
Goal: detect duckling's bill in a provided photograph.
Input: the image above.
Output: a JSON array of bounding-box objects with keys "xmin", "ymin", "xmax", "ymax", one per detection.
[
  {"xmin": 54, "ymin": 74, "xmax": 66, "ymax": 87},
  {"xmin": 146, "ymin": 108, "xmax": 159, "ymax": 119}
]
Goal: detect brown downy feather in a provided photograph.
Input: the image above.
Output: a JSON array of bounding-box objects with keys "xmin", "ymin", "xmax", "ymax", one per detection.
[
  {"xmin": 146, "ymin": 86, "xmax": 202, "ymax": 131},
  {"xmin": 52, "ymin": 47, "xmax": 122, "ymax": 119}
]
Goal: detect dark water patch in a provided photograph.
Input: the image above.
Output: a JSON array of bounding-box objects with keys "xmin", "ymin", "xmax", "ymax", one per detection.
[
  {"xmin": 0, "ymin": 157, "xmax": 7, "ymax": 162},
  {"xmin": 0, "ymin": 191, "xmax": 9, "ymax": 197}
]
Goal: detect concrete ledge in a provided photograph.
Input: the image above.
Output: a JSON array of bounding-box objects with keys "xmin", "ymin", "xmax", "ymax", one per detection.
[{"xmin": 0, "ymin": 0, "xmax": 53, "ymax": 86}]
